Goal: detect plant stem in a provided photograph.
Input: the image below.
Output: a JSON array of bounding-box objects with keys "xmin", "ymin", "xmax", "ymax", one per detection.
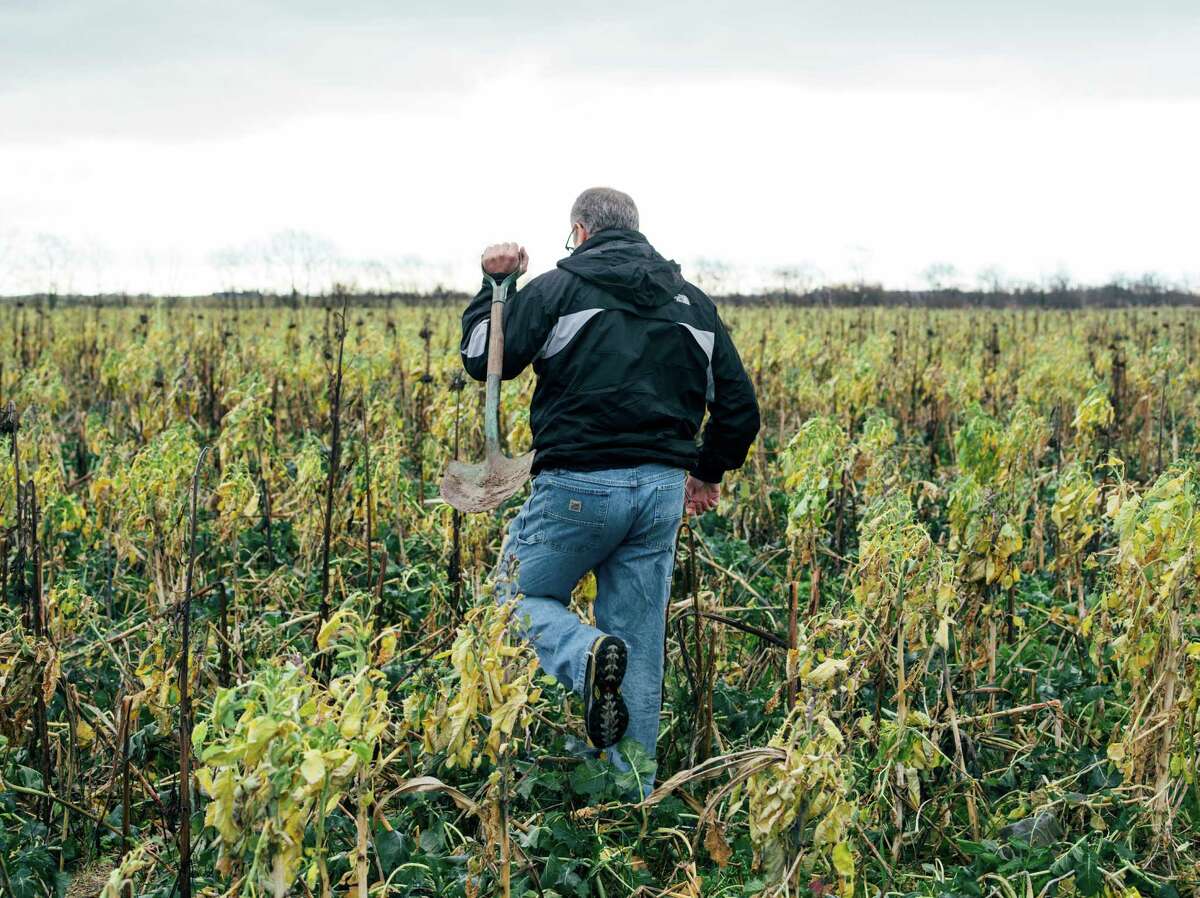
[{"xmin": 178, "ymin": 444, "xmax": 209, "ymax": 898}]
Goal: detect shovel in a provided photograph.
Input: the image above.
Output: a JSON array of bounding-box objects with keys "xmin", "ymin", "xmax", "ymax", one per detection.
[{"xmin": 440, "ymin": 269, "xmax": 535, "ymax": 512}]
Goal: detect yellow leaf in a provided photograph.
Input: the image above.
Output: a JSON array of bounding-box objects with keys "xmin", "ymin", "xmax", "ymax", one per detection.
[
  {"xmin": 803, "ymin": 658, "xmax": 849, "ymax": 686},
  {"xmin": 376, "ymin": 632, "xmax": 397, "ymax": 665},
  {"xmin": 832, "ymin": 841, "xmax": 855, "ymax": 879},
  {"xmin": 577, "ymin": 571, "xmax": 597, "ymax": 602},
  {"xmin": 340, "ymin": 693, "xmax": 364, "ymax": 739},
  {"xmin": 935, "ymin": 617, "xmax": 950, "ymax": 651},
  {"xmin": 194, "ymin": 767, "xmax": 214, "ymax": 796},
  {"xmin": 76, "ymin": 719, "xmax": 96, "ymax": 748},
  {"xmin": 316, "ymin": 616, "xmax": 340, "ymax": 650},
  {"xmin": 1106, "ymin": 743, "xmax": 1125, "ymax": 763},
  {"xmin": 301, "ymin": 749, "xmax": 326, "ymax": 785},
  {"xmin": 191, "ymin": 721, "xmax": 208, "ymax": 752}
]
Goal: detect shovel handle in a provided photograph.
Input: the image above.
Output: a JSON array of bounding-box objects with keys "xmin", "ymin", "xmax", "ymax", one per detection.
[{"xmin": 482, "ymin": 269, "xmax": 520, "ymax": 452}]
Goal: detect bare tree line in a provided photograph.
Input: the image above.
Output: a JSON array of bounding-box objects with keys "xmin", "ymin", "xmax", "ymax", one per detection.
[
  {"xmin": 0, "ymin": 228, "xmax": 442, "ymax": 298},
  {"xmin": 1, "ymin": 228, "xmax": 1196, "ymax": 306}
]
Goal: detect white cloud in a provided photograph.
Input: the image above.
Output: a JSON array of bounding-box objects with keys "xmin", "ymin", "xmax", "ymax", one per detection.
[{"xmin": 1, "ymin": 2, "xmax": 1197, "ymax": 294}]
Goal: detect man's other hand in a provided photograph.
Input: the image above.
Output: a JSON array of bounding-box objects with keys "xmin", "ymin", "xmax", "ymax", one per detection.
[
  {"xmin": 482, "ymin": 242, "xmax": 529, "ymax": 277},
  {"xmin": 684, "ymin": 475, "xmax": 719, "ymax": 515}
]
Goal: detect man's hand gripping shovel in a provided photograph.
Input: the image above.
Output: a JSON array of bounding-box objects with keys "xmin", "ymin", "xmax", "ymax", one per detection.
[{"xmin": 440, "ymin": 270, "xmax": 534, "ymax": 512}]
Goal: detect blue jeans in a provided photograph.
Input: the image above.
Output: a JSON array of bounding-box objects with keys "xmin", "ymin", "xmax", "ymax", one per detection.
[{"xmin": 495, "ymin": 463, "xmax": 685, "ymax": 794}]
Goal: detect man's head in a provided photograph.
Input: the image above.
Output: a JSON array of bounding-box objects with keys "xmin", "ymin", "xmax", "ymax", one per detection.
[{"xmin": 567, "ymin": 187, "xmax": 639, "ymax": 250}]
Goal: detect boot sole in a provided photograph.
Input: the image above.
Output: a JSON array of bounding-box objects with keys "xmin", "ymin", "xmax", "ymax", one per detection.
[{"xmin": 585, "ymin": 636, "xmax": 629, "ymax": 749}]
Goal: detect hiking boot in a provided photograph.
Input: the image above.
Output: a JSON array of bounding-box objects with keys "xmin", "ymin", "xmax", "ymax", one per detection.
[{"xmin": 583, "ymin": 635, "xmax": 628, "ymax": 749}]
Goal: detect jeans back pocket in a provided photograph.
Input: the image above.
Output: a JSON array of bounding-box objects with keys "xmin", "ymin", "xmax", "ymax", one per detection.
[
  {"xmin": 639, "ymin": 477, "xmax": 685, "ymax": 550},
  {"xmin": 538, "ymin": 477, "xmax": 612, "ymax": 553},
  {"xmin": 543, "ymin": 478, "xmax": 610, "ymax": 527},
  {"xmin": 652, "ymin": 478, "xmax": 685, "ymax": 523}
]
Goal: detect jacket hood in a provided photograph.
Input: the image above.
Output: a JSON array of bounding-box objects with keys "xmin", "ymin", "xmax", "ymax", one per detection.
[{"xmin": 557, "ymin": 228, "xmax": 684, "ymax": 307}]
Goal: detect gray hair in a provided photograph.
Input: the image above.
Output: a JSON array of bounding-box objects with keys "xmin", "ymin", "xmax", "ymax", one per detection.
[{"xmin": 570, "ymin": 187, "xmax": 639, "ymax": 234}]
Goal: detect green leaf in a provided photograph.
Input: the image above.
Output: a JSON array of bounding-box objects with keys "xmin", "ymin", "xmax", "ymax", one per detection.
[
  {"xmin": 418, "ymin": 826, "xmax": 444, "ymax": 854},
  {"xmin": 1074, "ymin": 847, "xmax": 1102, "ymax": 897},
  {"xmin": 518, "ymin": 824, "xmax": 545, "ymax": 850},
  {"xmin": 374, "ymin": 829, "xmax": 410, "ymax": 874},
  {"xmin": 568, "ymin": 759, "xmax": 610, "ymax": 798},
  {"xmin": 613, "ymin": 738, "xmax": 656, "ymax": 795},
  {"xmin": 542, "ymin": 853, "xmax": 563, "ymax": 885}
]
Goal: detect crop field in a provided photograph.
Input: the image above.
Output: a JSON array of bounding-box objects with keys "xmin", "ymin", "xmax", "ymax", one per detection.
[{"xmin": 1, "ymin": 299, "xmax": 1198, "ymax": 898}]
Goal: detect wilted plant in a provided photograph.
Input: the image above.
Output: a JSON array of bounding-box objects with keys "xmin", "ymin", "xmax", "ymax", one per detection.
[
  {"xmin": 194, "ymin": 602, "xmax": 394, "ymax": 897},
  {"xmin": 1071, "ymin": 383, "xmax": 1114, "ymax": 460},
  {"xmin": 1096, "ymin": 464, "xmax": 1200, "ymax": 842},
  {"xmin": 747, "ymin": 700, "xmax": 857, "ymax": 897},
  {"xmin": 1050, "ymin": 460, "xmax": 1102, "ymax": 617},
  {"xmin": 404, "ymin": 593, "xmax": 542, "ymax": 771}
]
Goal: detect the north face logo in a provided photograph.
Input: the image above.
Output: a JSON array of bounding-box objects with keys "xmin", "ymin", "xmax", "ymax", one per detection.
[{"xmin": 674, "ymin": 294, "xmax": 690, "ymax": 305}]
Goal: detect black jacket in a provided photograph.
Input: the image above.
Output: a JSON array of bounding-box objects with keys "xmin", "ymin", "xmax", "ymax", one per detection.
[{"xmin": 459, "ymin": 228, "xmax": 760, "ymax": 482}]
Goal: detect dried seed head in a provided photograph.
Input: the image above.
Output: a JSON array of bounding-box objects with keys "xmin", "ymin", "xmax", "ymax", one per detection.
[{"xmin": 0, "ymin": 403, "xmax": 19, "ymax": 436}]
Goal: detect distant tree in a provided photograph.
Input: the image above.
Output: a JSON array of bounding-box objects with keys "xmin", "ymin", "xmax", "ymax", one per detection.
[
  {"xmin": 1132, "ymin": 272, "xmax": 1165, "ymax": 296},
  {"xmin": 772, "ymin": 263, "xmax": 820, "ymax": 299},
  {"xmin": 159, "ymin": 249, "xmax": 184, "ymax": 297},
  {"xmin": 1044, "ymin": 267, "xmax": 1072, "ymax": 293},
  {"xmin": 975, "ymin": 265, "xmax": 1009, "ymax": 293},
  {"xmin": 210, "ymin": 245, "xmax": 257, "ymax": 294},
  {"xmin": 353, "ymin": 259, "xmax": 391, "ymax": 293},
  {"xmin": 391, "ymin": 255, "xmax": 430, "ymax": 293},
  {"xmin": 846, "ymin": 245, "xmax": 873, "ymax": 287},
  {"xmin": 0, "ymin": 229, "xmax": 15, "ymax": 294},
  {"xmin": 692, "ymin": 257, "xmax": 734, "ymax": 295},
  {"xmin": 920, "ymin": 262, "xmax": 959, "ymax": 291},
  {"xmin": 79, "ymin": 238, "xmax": 113, "ymax": 295},
  {"xmin": 265, "ymin": 229, "xmax": 337, "ymax": 296},
  {"xmin": 31, "ymin": 233, "xmax": 76, "ymax": 296}
]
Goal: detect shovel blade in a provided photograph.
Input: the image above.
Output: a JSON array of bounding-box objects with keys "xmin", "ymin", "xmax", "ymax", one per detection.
[{"xmin": 440, "ymin": 451, "xmax": 534, "ymax": 513}]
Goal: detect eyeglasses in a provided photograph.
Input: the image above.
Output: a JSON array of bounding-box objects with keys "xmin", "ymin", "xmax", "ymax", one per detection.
[{"xmin": 564, "ymin": 224, "xmax": 578, "ymax": 253}]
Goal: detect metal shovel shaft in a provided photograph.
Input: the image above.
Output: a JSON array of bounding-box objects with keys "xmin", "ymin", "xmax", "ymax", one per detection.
[
  {"xmin": 482, "ymin": 271, "xmax": 512, "ymax": 452},
  {"xmin": 440, "ymin": 269, "xmax": 535, "ymax": 513}
]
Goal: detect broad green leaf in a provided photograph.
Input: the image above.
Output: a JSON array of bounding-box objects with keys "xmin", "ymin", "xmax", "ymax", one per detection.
[{"xmin": 1074, "ymin": 847, "xmax": 1102, "ymax": 897}]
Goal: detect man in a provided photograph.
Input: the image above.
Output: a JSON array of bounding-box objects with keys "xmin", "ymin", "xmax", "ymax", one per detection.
[{"xmin": 459, "ymin": 187, "xmax": 759, "ymax": 790}]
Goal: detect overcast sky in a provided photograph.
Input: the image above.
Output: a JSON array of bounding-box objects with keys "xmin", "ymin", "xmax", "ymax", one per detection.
[{"xmin": 1, "ymin": 0, "xmax": 1198, "ymax": 295}]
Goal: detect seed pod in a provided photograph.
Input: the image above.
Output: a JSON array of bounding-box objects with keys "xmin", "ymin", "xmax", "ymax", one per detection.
[{"xmin": 0, "ymin": 402, "xmax": 19, "ymax": 436}]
